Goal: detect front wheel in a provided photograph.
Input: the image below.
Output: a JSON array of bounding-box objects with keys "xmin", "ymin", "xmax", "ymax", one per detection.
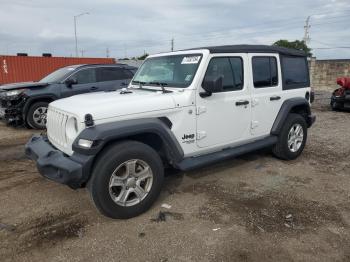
[
  {"xmin": 272, "ymin": 113, "xmax": 307, "ymax": 160},
  {"xmin": 88, "ymin": 141, "xmax": 164, "ymax": 219},
  {"xmin": 26, "ymin": 101, "xmax": 49, "ymax": 129}
]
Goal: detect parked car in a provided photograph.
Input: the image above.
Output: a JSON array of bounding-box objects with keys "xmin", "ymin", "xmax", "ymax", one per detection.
[
  {"xmin": 330, "ymin": 77, "xmax": 350, "ymax": 111},
  {"xmin": 26, "ymin": 45, "xmax": 315, "ymax": 219},
  {"xmin": 0, "ymin": 64, "xmax": 137, "ymax": 129}
]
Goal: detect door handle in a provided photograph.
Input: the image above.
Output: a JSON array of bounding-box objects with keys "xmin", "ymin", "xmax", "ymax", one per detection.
[
  {"xmin": 235, "ymin": 100, "xmax": 249, "ymax": 106},
  {"xmin": 90, "ymin": 86, "xmax": 98, "ymax": 91},
  {"xmin": 270, "ymin": 96, "xmax": 281, "ymax": 101}
]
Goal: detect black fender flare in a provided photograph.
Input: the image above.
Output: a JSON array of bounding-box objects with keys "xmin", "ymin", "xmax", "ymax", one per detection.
[
  {"xmin": 72, "ymin": 118, "xmax": 184, "ymax": 163},
  {"xmin": 271, "ymin": 97, "xmax": 313, "ymax": 135},
  {"xmin": 22, "ymin": 94, "xmax": 58, "ymax": 117}
]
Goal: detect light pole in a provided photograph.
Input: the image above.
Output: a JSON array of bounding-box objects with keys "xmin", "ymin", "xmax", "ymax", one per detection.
[{"xmin": 74, "ymin": 12, "xmax": 89, "ymax": 57}]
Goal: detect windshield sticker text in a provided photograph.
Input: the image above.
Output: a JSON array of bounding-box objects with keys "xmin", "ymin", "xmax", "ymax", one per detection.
[{"xmin": 181, "ymin": 56, "xmax": 201, "ymax": 64}]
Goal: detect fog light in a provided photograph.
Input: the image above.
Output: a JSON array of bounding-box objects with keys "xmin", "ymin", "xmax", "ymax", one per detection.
[{"xmin": 78, "ymin": 139, "xmax": 93, "ymax": 148}]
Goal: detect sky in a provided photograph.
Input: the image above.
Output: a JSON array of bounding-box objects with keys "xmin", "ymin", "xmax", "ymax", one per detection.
[{"xmin": 0, "ymin": 0, "xmax": 349, "ymax": 59}]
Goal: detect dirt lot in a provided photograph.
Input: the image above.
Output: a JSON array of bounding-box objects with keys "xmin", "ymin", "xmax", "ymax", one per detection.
[{"xmin": 0, "ymin": 92, "xmax": 349, "ymax": 262}]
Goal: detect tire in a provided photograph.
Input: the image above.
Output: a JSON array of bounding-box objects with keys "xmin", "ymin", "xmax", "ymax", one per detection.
[
  {"xmin": 330, "ymin": 100, "xmax": 341, "ymax": 111},
  {"xmin": 88, "ymin": 140, "xmax": 164, "ymax": 219},
  {"xmin": 26, "ymin": 101, "xmax": 49, "ymax": 129},
  {"xmin": 272, "ymin": 113, "xmax": 307, "ymax": 160}
]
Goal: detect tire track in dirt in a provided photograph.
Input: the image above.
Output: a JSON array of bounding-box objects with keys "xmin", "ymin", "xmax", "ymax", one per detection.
[
  {"xmin": 183, "ymin": 181, "xmax": 348, "ymax": 234},
  {"xmin": 0, "ymin": 211, "xmax": 88, "ymax": 261}
]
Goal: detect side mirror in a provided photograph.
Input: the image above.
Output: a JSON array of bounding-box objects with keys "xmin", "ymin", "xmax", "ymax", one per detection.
[
  {"xmin": 200, "ymin": 75, "xmax": 223, "ymax": 97},
  {"xmin": 65, "ymin": 78, "xmax": 77, "ymax": 88}
]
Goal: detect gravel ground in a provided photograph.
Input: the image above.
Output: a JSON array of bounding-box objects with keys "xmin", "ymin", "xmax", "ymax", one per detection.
[{"xmin": 0, "ymin": 92, "xmax": 349, "ymax": 262}]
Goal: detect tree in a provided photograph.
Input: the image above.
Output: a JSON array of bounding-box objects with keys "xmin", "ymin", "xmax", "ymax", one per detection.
[
  {"xmin": 137, "ymin": 53, "xmax": 149, "ymax": 60},
  {"xmin": 273, "ymin": 40, "xmax": 312, "ymax": 57}
]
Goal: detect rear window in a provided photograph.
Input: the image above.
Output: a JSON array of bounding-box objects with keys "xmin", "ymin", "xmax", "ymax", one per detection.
[
  {"xmin": 252, "ymin": 57, "xmax": 278, "ymax": 88},
  {"xmin": 281, "ymin": 56, "xmax": 309, "ymax": 89},
  {"xmin": 97, "ymin": 67, "xmax": 130, "ymax": 82}
]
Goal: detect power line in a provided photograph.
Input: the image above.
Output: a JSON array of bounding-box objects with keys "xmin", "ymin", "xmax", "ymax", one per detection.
[
  {"xmin": 312, "ymin": 47, "xmax": 350, "ymax": 50},
  {"xmin": 74, "ymin": 10, "xmax": 350, "ymax": 57}
]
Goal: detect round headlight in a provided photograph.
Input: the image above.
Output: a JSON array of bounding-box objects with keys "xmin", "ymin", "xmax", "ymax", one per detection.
[{"xmin": 66, "ymin": 117, "xmax": 79, "ymax": 139}]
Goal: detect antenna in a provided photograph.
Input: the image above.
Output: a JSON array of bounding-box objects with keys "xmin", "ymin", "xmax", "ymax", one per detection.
[{"xmin": 303, "ymin": 16, "xmax": 311, "ymax": 44}]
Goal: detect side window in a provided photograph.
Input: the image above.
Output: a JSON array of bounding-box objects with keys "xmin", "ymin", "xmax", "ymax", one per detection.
[
  {"xmin": 204, "ymin": 57, "xmax": 243, "ymax": 92},
  {"xmin": 281, "ymin": 56, "xmax": 309, "ymax": 89},
  {"xmin": 71, "ymin": 68, "xmax": 96, "ymax": 84},
  {"xmin": 230, "ymin": 58, "xmax": 244, "ymax": 89},
  {"xmin": 97, "ymin": 67, "xmax": 129, "ymax": 82},
  {"xmin": 252, "ymin": 57, "xmax": 278, "ymax": 88},
  {"xmin": 123, "ymin": 69, "xmax": 134, "ymax": 78}
]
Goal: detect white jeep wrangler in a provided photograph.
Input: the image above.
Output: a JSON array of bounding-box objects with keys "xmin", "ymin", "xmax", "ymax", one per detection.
[{"xmin": 26, "ymin": 45, "xmax": 315, "ymax": 219}]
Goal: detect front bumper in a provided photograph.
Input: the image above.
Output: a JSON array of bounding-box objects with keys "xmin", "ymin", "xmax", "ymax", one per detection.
[
  {"xmin": 331, "ymin": 94, "xmax": 350, "ymax": 109},
  {"xmin": 25, "ymin": 135, "xmax": 93, "ymax": 189},
  {"xmin": 0, "ymin": 95, "xmax": 25, "ymax": 125}
]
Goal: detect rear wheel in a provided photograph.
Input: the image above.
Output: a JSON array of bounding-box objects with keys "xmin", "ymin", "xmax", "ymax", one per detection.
[
  {"xmin": 88, "ymin": 140, "xmax": 164, "ymax": 219},
  {"xmin": 26, "ymin": 102, "xmax": 49, "ymax": 129},
  {"xmin": 272, "ymin": 113, "xmax": 307, "ymax": 160}
]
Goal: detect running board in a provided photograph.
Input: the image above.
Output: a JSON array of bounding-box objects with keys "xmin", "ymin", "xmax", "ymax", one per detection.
[{"xmin": 175, "ymin": 136, "xmax": 278, "ymax": 171}]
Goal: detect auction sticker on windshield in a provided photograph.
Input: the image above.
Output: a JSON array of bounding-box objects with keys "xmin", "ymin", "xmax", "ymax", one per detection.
[{"xmin": 181, "ymin": 56, "xmax": 201, "ymax": 64}]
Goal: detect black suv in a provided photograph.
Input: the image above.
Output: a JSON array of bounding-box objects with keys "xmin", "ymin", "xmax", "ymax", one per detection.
[{"xmin": 0, "ymin": 64, "xmax": 137, "ymax": 129}]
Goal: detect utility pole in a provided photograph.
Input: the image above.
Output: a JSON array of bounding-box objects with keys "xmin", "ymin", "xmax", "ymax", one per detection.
[
  {"xmin": 124, "ymin": 44, "xmax": 127, "ymax": 58},
  {"xmin": 303, "ymin": 16, "xmax": 311, "ymax": 44},
  {"xmin": 74, "ymin": 12, "xmax": 89, "ymax": 57},
  {"xmin": 171, "ymin": 38, "xmax": 174, "ymax": 52},
  {"xmin": 80, "ymin": 49, "xmax": 85, "ymax": 57},
  {"xmin": 106, "ymin": 47, "xmax": 110, "ymax": 58}
]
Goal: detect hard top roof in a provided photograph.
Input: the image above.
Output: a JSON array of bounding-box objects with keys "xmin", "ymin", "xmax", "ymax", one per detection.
[{"xmin": 185, "ymin": 45, "xmax": 307, "ymax": 57}]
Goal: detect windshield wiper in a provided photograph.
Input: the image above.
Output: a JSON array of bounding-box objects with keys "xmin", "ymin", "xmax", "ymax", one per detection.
[
  {"xmin": 147, "ymin": 82, "xmax": 172, "ymax": 93},
  {"xmin": 132, "ymin": 80, "xmax": 145, "ymax": 87},
  {"xmin": 131, "ymin": 81, "xmax": 172, "ymax": 93}
]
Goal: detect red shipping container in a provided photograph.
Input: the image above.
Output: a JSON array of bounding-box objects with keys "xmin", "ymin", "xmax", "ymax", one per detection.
[{"xmin": 0, "ymin": 55, "xmax": 116, "ymax": 85}]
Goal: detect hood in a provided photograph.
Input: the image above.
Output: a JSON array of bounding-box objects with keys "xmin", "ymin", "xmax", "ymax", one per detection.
[
  {"xmin": 50, "ymin": 89, "xmax": 179, "ymax": 121},
  {"xmin": 0, "ymin": 82, "xmax": 48, "ymax": 91}
]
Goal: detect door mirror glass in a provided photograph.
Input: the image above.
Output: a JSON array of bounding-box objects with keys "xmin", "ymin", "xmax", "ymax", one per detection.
[{"xmin": 201, "ymin": 75, "xmax": 223, "ymax": 96}]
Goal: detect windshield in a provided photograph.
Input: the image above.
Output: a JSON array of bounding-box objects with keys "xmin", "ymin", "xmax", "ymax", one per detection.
[
  {"xmin": 132, "ymin": 54, "xmax": 202, "ymax": 88},
  {"xmin": 39, "ymin": 66, "xmax": 77, "ymax": 83}
]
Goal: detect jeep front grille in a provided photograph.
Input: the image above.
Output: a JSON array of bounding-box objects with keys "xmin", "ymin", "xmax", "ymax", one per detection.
[{"xmin": 46, "ymin": 107, "xmax": 70, "ymax": 153}]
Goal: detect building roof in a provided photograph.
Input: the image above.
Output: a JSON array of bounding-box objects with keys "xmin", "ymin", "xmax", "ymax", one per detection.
[{"xmin": 187, "ymin": 45, "xmax": 307, "ymax": 57}]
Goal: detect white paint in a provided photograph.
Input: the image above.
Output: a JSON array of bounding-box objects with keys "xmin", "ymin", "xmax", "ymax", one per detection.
[{"xmin": 47, "ymin": 48, "xmax": 310, "ymax": 157}]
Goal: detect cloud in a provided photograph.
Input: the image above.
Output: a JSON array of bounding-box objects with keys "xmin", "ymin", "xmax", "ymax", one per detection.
[{"xmin": 0, "ymin": 0, "xmax": 349, "ymax": 59}]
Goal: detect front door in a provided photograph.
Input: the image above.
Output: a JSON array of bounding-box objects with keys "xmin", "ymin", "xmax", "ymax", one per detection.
[
  {"xmin": 62, "ymin": 67, "xmax": 98, "ymax": 97},
  {"xmin": 196, "ymin": 54, "xmax": 252, "ymax": 148},
  {"xmin": 249, "ymin": 54, "xmax": 283, "ymax": 137}
]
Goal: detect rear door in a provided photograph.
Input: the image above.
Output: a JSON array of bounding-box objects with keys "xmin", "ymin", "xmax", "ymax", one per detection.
[
  {"xmin": 196, "ymin": 54, "xmax": 252, "ymax": 148},
  {"xmin": 62, "ymin": 67, "xmax": 98, "ymax": 97},
  {"xmin": 96, "ymin": 67, "xmax": 133, "ymax": 91},
  {"xmin": 249, "ymin": 54, "xmax": 283, "ymax": 137}
]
